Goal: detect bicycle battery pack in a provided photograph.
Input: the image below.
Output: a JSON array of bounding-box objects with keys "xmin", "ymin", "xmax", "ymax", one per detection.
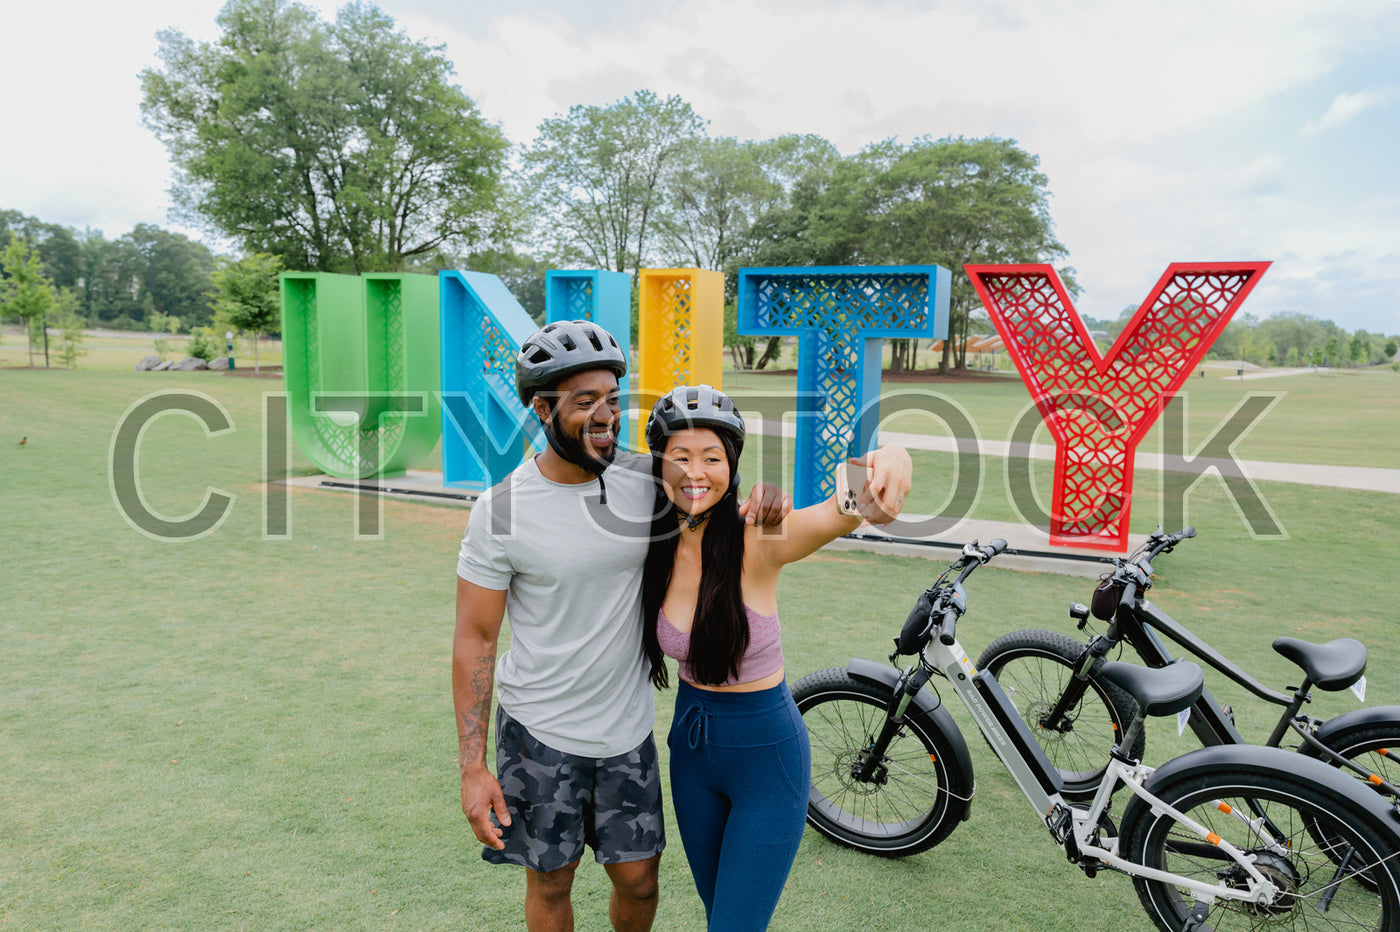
[{"xmin": 973, "ymin": 670, "xmax": 1065, "ymax": 797}]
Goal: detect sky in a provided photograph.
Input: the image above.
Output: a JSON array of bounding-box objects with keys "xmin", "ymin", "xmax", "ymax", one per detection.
[{"xmin": 3, "ymin": 0, "xmax": 1398, "ymax": 334}]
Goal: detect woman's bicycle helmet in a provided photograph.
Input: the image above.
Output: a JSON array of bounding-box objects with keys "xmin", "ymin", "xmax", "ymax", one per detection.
[
  {"xmin": 646, "ymin": 384, "xmax": 746, "ymax": 502},
  {"xmin": 515, "ymin": 320, "xmax": 628, "ymax": 407},
  {"xmin": 646, "ymin": 385, "xmax": 745, "ymax": 456},
  {"xmin": 647, "ymin": 385, "xmax": 747, "ymax": 529}
]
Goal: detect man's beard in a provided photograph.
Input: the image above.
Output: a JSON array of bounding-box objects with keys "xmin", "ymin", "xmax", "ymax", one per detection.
[{"xmin": 548, "ymin": 410, "xmax": 615, "ymax": 474}]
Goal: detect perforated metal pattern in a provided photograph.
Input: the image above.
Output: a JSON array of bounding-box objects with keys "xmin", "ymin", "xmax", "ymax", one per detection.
[
  {"xmin": 969, "ymin": 263, "xmax": 1268, "ymax": 550},
  {"xmin": 653, "ymin": 275, "xmax": 694, "ymax": 385},
  {"xmin": 564, "ymin": 277, "xmax": 595, "ymax": 321},
  {"xmin": 738, "ymin": 267, "xmax": 948, "ymax": 507}
]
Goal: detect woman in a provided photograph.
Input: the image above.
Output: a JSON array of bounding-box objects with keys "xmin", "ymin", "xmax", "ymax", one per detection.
[{"xmin": 641, "ymin": 384, "xmax": 912, "ymax": 931}]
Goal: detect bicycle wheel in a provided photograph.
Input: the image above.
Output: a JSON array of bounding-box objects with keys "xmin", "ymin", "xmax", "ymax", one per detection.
[
  {"xmin": 976, "ymin": 629, "xmax": 1143, "ymax": 800},
  {"xmin": 1125, "ymin": 765, "xmax": 1400, "ymax": 932},
  {"xmin": 793, "ymin": 667, "xmax": 972, "ymax": 857},
  {"xmin": 1311, "ymin": 720, "xmax": 1400, "ymax": 799},
  {"xmin": 1305, "ymin": 720, "xmax": 1400, "ymax": 891}
]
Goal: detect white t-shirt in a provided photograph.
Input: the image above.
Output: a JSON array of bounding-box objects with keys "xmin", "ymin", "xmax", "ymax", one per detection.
[{"xmin": 457, "ymin": 453, "xmax": 662, "ymax": 758}]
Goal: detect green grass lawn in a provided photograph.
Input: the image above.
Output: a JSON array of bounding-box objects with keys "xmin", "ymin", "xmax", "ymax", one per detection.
[
  {"xmin": 0, "ymin": 326, "xmax": 284, "ymax": 374},
  {"xmin": 2, "ymin": 367, "xmax": 1398, "ymax": 930}
]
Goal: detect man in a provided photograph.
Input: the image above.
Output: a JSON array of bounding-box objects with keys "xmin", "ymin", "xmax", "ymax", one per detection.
[{"xmin": 453, "ymin": 320, "xmax": 790, "ymax": 931}]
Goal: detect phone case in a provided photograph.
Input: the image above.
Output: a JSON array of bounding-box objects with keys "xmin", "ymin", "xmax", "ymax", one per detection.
[{"xmin": 834, "ymin": 462, "xmax": 870, "ymax": 516}]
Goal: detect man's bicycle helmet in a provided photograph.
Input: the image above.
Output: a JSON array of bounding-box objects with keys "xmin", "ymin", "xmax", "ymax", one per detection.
[{"xmin": 516, "ymin": 320, "xmax": 628, "ymax": 407}]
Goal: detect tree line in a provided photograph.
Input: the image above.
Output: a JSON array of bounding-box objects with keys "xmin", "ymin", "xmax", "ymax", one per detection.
[
  {"xmin": 1087, "ymin": 307, "xmax": 1398, "ymax": 370},
  {"xmin": 0, "ymin": 210, "xmax": 284, "ymax": 368},
  {"xmin": 0, "ymin": 211, "xmax": 216, "ymax": 330},
  {"xmin": 5, "ymin": 0, "xmax": 1394, "ymax": 374}
]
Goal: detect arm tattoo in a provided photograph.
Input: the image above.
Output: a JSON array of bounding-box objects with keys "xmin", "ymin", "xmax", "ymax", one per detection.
[{"xmin": 458, "ymin": 652, "xmax": 495, "ymax": 773}]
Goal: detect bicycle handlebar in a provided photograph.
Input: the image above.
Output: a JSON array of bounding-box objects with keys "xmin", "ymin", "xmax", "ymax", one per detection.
[
  {"xmin": 1143, "ymin": 526, "xmax": 1196, "ymax": 563},
  {"xmin": 940, "ymin": 539, "xmax": 1007, "ymax": 644},
  {"xmin": 893, "ymin": 539, "xmax": 1008, "ymax": 658},
  {"xmin": 1119, "ymin": 578, "xmax": 1140, "ymax": 613},
  {"xmin": 937, "ymin": 608, "xmax": 959, "ymax": 645}
]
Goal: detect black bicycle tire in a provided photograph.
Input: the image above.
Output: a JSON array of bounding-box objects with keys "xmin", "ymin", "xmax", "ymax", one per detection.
[
  {"xmin": 975, "ymin": 629, "xmax": 1143, "ymax": 801},
  {"xmin": 793, "ymin": 667, "xmax": 971, "ymax": 857},
  {"xmin": 1309, "ymin": 721, "xmax": 1400, "ymax": 798},
  {"xmin": 1125, "ymin": 765, "xmax": 1400, "ymax": 932}
]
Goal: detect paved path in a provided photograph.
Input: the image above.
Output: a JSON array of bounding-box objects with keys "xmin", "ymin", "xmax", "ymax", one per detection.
[
  {"xmin": 760, "ymin": 423, "xmax": 1400, "ymax": 495},
  {"xmin": 289, "ymin": 422, "xmax": 1399, "ymax": 576}
]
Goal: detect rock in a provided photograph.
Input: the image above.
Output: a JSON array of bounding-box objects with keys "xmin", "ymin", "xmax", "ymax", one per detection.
[
  {"xmin": 175, "ymin": 357, "xmax": 209, "ymax": 371},
  {"xmin": 153, "ymin": 360, "xmax": 174, "ymax": 371},
  {"xmin": 207, "ymin": 356, "xmax": 229, "ymax": 370},
  {"xmin": 135, "ymin": 354, "xmax": 162, "ymax": 371}
]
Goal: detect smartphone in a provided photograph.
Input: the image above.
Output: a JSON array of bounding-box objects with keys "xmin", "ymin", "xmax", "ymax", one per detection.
[{"xmin": 834, "ymin": 461, "xmax": 871, "ymax": 516}]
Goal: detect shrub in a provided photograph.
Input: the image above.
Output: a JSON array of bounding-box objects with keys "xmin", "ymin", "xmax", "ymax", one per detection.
[{"xmin": 186, "ymin": 327, "xmax": 220, "ymax": 361}]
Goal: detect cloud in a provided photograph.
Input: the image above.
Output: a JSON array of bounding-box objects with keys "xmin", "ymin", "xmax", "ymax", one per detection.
[
  {"xmin": 4, "ymin": 0, "xmax": 1398, "ymax": 332},
  {"xmin": 1302, "ymin": 87, "xmax": 1400, "ymax": 134}
]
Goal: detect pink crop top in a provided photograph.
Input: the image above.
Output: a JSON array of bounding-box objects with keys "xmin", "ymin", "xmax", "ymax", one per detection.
[{"xmin": 656, "ymin": 605, "xmax": 785, "ymax": 687}]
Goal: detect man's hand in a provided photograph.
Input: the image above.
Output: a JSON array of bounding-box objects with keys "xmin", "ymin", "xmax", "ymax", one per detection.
[
  {"xmin": 739, "ymin": 482, "xmax": 794, "ymax": 526},
  {"xmin": 461, "ymin": 765, "xmax": 511, "ymax": 850},
  {"xmin": 853, "ymin": 445, "xmax": 912, "ymax": 525}
]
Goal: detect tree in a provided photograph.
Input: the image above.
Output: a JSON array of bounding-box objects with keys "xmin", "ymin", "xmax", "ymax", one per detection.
[
  {"xmin": 659, "ymin": 135, "xmax": 840, "ymax": 276},
  {"xmin": 691, "ymin": 134, "xmax": 841, "ymax": 369},
  {"xmin": 1386, "ymin": 339, "xmax": 1397, "ymax": 360},
  {"xmin": 1349, "ymin": 333, "xmax": 1368, "ymax": 367},
  {"xmin": 127, "ymin": 224, "xmax": 216, "ymax": 325},
  {"xmin": 0, "ymin": 211, "xmax": 81, "ymax": 288},
  {"xmin": 745, "ymin": 136, "xmax": 1072, "ymax": 373},
  {"xmin": 524, "ymin": 90, "xmax": 706, "ymax": 278},
  {"xmin": 51, "ymin": 289, "xmax": 88, "ymax": 369},
  {"xmin": 141, "ymin": 0, "xmax": 510, "ymax": 273},
  {"xmin": 0, "ymin": 238, "xmax": 57, "ymax": 366},
  {"xmin": 210, "ymin": 253, "xmax": 284, "ymax": 371}
]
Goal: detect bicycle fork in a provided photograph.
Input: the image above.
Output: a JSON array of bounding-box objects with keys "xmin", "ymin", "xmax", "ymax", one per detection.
[
  {"xmin": 854, "ymin": 664, "xmax": 935, "ymax": 784},
  {"xmin": 1040, "ymin": 634, "xmax": 1117, "ymax": 735}
]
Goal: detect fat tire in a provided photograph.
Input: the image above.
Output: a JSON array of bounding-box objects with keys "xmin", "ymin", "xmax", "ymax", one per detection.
[
  {"xmin": 975, "ymin": 629, "xmax": 1143, "ymax": 801},
  {"xmin": 793, "ymin": 667, "xmax": 971, "ymax": 857},
  {"xmin": 1124, "ymin": 761, "xmax": 1400, "ymax": 932},
  {"xmin": 1308, "ymin": 721, "xmax": 1400, "ymax": 798}
]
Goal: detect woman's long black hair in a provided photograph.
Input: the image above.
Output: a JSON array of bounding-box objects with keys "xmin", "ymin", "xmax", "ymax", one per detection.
[{"xmin": 641, "ymin": 431, "xmax": 747, "ymax": 688}]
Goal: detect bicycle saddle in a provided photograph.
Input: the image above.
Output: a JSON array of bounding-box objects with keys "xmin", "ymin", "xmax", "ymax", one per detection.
[
  {"xmin": 1096, "ymin": 660, "xmax": 1204, "ymax": 717},
  {"xmin": 1271, "ymin": 637, "xmax": 1367, "ymax": 691}
]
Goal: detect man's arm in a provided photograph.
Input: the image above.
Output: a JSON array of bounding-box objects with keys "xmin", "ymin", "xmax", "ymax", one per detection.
[
  {"xmin": 453, "ymin": 576, "xmax": 511, "ymax": 849},
  {"xmin": 737, "ymin": 481, "xmax": 794, "ymax": 526}
]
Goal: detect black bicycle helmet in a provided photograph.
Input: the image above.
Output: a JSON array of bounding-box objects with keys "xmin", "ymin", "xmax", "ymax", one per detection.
[
  {"xmin": 516, "ymin": 319, "xmax": 628, "ymax": 407},
  {"xmin": 646, "ymin": 384, "xmax": 745, "ymax": 458},
  {"xmin": 647, "ymin": 385, "xmax": 747, "ymax": 528}
]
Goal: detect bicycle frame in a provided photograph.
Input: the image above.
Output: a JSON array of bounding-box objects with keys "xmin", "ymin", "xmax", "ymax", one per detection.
[
  {"xmin": 1118, "ymin": 598, "xmax": 1287, "ymax": 747},
  {"xmin": 1101, "ymin": 598, "xmax": 1400, "ymax": 794},
  {"xmin": 925, "ymin": 633, "xmax": 1281, "ymax": 907}
]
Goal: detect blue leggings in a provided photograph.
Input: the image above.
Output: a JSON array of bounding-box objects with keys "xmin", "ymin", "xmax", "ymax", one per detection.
[{"xmin": 667, "ymin": 680, "xmax": 811, "ymax": 931}]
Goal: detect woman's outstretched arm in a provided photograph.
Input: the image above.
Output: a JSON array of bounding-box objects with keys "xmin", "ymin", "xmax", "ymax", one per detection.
[{"xmin": 751, "ymin": 445, "xmax": 913, "ymax": 569}]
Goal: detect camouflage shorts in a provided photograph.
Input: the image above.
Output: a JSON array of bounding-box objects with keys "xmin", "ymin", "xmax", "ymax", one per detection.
[{"xmin": 482, "ymin": 708, "xmax": 666, "ymax": 873}]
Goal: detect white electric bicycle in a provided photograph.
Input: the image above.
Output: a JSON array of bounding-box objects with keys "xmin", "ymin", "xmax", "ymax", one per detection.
[{"xmin": 794, "ymin": 540, "xmax": 1400, "ymax": 932}]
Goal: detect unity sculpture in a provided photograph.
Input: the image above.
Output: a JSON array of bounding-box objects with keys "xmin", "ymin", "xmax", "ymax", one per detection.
[{"xmin": 276, "ymin": 261, "xmax": 1266, "ymax": 552}]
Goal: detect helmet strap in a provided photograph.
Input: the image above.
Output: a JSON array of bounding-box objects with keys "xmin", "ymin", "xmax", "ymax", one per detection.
[{"xmin": 676, "ymin": 484, "xmax": 736, "ymax": 532}]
